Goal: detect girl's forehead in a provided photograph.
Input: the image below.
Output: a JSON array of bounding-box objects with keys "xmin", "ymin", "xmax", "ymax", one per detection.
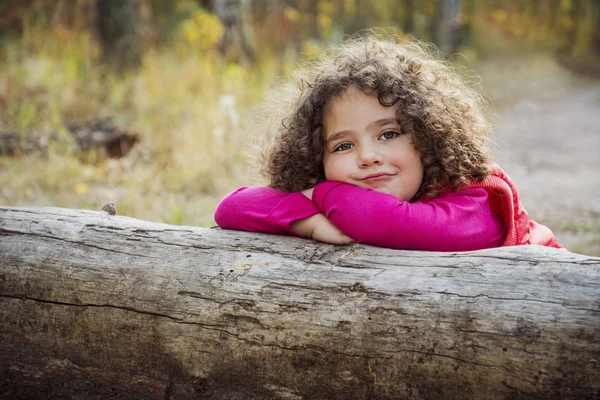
[
  {"xmin": 336, "ymin": 86, "xmax": 370, "ymax": 102},
  {"xmin": 323, "ymin": 88, "xmax": 398, "ymax": 134},
  {"xmin": 324, "ymin": 87, "xmax": 374, "ymax": 117}
]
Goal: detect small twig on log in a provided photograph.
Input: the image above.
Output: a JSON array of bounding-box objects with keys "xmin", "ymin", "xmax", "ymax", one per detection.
[{"xmin": 101, "ymin": 202, "xmax": 117, "ymax": 216}]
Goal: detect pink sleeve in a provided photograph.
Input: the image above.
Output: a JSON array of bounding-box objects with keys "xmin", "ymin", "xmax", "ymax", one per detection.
[
  {"xmin": 214, "ymin": 187, "xmax": 320, "ymax": 237},
  {"xmin": 312, "ymin": 182, "xmax": 506, "ymax": 251}
]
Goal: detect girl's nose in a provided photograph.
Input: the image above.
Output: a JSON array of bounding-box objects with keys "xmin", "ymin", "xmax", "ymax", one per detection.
[{"xmin": 358, "ymin": 148, "xmax": 383, "ymax": 167}]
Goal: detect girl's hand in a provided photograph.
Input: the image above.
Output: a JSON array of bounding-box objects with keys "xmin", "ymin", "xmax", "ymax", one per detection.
[{"xmin": 290, "ymin": 214, "xmax": 354, "ymax": 245}]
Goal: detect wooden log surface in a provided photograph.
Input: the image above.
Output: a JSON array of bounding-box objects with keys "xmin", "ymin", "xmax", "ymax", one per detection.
[{"xmin": 0, "ymin": 206, "xmax": 599, "ymax": 400}]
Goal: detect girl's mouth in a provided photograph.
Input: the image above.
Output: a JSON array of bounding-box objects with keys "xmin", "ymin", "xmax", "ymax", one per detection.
[{"xmin": 360, "ymin": 173, "xmax": 395, "ymax": 183}]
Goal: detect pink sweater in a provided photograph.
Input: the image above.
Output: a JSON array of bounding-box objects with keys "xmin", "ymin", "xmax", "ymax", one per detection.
[{"xmin": 214, "ymin": 181, "xmax": 506, "ymax": 251}]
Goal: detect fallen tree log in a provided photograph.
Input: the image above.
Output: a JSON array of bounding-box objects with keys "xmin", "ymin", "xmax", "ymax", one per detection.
[
  {"xmin": 0, "ymin": 206, "xmax": 598, "ymax": 400},
  {"xmin": 0, "ymin": 118, "xmax": 139, "ymax": 158}
]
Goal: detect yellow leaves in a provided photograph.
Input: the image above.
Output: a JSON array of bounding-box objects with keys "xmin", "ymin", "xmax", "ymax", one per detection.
[
  {"xmin": 182, "ymin": 22, "xmax": 199, "ymax": 42},
  {"xmin": 222, "ymin": 63, "xmax": 248, "ymax": 90},
  {"xmin": 560, "ymin": 0, "xmax": 573, "ymax": 12},
  {"xmin": 488, "ymin": 8, "xmax": 525, "ymax": 37},
  {"xmin": 73, "ymin": 183, "xmax": 88, "ymax": 195},
  {"xmin": 344, "ymin": 0, "xmax": 356, "ymax": 16},
  {"xmin": 180, "ymin": 9, "xmax": 224, "ymax": 51},
  {"xmin": 490, "ymin": 9, "xmax": 508, "ymax": 24},
  {"xmin": 317, "ymin": 14, "xmax": 333, "ymax": 37},
  {"xmin": 302, "ymin": 41, "xmax": 322, "ymax": 59},
  {"xmin": 318, "ymin": 2, "xmax": 334, "ymax": 16},
  {"xmin": 284, "ymin": 6, "xmax": 300, "ymax": 22}
]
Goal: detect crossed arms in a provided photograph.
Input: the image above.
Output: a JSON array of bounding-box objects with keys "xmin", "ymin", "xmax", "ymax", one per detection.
[{"xmin": 214, "ymin": 182, "xmax": 505, "ymax": 251}]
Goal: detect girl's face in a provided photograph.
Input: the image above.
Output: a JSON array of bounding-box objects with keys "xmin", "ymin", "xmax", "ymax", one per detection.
[{"xmin": 322, "ymin": 87, "xmax": 424, "ymax": 201}]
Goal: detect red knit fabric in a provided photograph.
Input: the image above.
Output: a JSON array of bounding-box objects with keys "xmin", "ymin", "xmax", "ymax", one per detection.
[{"xmin": 469, "ymin": 163, "xmax": 562, "ymax": 248}]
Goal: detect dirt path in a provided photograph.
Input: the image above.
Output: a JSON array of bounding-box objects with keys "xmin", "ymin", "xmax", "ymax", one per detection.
[{"xmin": 478, "ymin": 55, "xmax": 600, "ymax": 255}]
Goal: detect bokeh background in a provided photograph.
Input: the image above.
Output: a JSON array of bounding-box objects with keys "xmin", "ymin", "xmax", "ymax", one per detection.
[{"xmin": 1, "ymin": 0, "xmax": 599, "ymax": 254}]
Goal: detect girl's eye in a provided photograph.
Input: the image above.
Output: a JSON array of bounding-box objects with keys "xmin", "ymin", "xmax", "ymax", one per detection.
[
  {"xmin": 380, "ymin": 130, "xmax": 400, "ymax": 140},
  {"xmin": 333, "ymin": 142, "xmax": 354, "ymax": 152}
]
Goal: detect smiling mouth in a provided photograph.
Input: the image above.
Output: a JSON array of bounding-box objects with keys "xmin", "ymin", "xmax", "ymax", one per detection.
[{"xmin": 360, "ymin": 173, "xmax": 394, "ymax": 183}]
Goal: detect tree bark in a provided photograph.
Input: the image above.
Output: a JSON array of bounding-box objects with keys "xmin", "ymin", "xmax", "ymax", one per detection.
[
  {"xmin": 213, "ymin": 0, "xmax": 255, "ymax": 64},
  {"xmin": 431, "ymin": 0, "xmax": 463, "ymax": 56},
  {"xmin": 0, "ymin": 206, "xmax": 599, "ymax": 400},
  {"xmin": 96, "ymin": 0, "xmax": 142, "ymax": 72}
]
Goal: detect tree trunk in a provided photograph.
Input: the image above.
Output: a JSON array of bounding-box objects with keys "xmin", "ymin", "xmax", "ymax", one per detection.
[
  {"xmin": 213, "ymin": 0, "xmax": 255, "ymax": 64},
  {"xmin": 96, "ymin": 0, "xmax": 142, "ymax": 72},
  {"xmin": 0, "ymin": 207, "xmax": 599, "ymax": 399},
  {"xmin": 431, "ymin": 0, "xmax": 463, "ymax": 56},
  {"xmin": 402, "ymin": 0, "xmax": 416, "ymax": 37}
]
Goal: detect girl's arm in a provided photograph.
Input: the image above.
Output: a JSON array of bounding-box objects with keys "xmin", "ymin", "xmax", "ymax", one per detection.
[
  {"xmin": 215, "ymin": 187, "xmax": 318, "ymax": 236},
  {"xmin": 214, "ymin": 186, "xmax": 352, "ymax": 244},
  {"xmin": 311, "ymin": 182, "xmax": 506, "ymax": 251},
  {"xmin": 292, "ymin": 214, "xmax": 353, "ymax": 245}
]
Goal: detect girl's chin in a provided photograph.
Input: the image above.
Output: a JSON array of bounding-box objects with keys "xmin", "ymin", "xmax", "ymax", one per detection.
[
  {"xmin": 347, "ymin": 181, "xmax": 410, "ymax": 200},
  {"xmin": 373, "ymin": 187, "xmax": 415, "ymax": 201},
  {"xmin": 372, "ymin": 187, "xmax": 396, "ymax": 197}
]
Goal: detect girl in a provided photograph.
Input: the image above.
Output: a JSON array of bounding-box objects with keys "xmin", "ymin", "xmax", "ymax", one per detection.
[{"xmin": 214, "ymin": 34, "xmax": 562, "ymax": 251}]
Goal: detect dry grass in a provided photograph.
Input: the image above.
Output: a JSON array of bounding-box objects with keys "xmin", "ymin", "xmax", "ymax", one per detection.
[{"xmin": 0, "ymin": 25, "xmax": 283, "ymax": 227}]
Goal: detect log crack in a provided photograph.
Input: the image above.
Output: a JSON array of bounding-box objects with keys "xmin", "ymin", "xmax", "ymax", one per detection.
[
  {"xmin": 436, "ymin": 291, "xmax": 599, "ymax": 313},
  {"xmin": 0, "ymin": 294, "xmax": 226, "ymax": 330},
  {"xmin": 3, "ymin": 229, "xmax": 160, "ymax": 258}
]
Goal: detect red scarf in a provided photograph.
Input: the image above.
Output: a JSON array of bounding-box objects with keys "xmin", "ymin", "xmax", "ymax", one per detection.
[{"xmin": 469, "ymin": 163, "xmax": 562, "ymax": 248}]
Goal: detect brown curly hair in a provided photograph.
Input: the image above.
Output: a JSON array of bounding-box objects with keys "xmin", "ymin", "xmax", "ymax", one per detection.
[{"xmin": 260, "ymin": 33, "xmax": 492, "ymax": 200}]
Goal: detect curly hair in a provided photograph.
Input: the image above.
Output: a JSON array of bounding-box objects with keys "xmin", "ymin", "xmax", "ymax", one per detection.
[{"xmin": 260, "ymin": 33, "xmax": 492, "ymax": 200}]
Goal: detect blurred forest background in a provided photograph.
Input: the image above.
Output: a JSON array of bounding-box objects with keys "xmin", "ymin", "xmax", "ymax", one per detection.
[{"xmin": 1, "ymin": 0, "xmax": 599, "ymax": 254}]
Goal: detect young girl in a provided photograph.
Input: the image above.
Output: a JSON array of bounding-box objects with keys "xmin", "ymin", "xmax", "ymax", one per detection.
[{"xmin": 214, "ymin": 34, "xmax": 562, "ymax": 251}]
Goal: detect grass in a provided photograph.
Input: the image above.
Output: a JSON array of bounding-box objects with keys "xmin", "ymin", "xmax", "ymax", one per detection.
[{"xmin": 0, "ymin": 24, "xmax": 280, "ymax": 228}]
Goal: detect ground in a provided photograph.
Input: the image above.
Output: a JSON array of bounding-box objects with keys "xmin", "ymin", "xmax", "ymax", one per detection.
[{"xmin": 477, "ymin": 54, "xmax": 600, "ymax": 255}]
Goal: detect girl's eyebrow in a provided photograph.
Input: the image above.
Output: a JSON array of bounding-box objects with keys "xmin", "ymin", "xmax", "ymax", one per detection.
[
  {"xmin": 326, "ymin": 118, "xmax": 399, "ymax": 142},
  {"xmin": 325, "ymin": 130, "xmax": 350, "ymax": 143},
  {"xmin": 368, "ymin": 118, "xmax": 398, "ymax": 129}
]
